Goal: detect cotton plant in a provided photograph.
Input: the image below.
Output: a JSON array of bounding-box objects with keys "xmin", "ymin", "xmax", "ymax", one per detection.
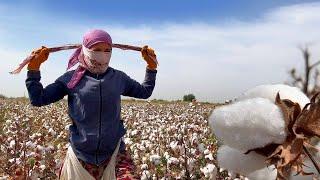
[
  {"xmin": 121, "ymin": 101, "xmax": 222, "ymax": 179},
  {"xmin": 1, "ymin": 96, "xmax": 234, "ymax": 179},
  {"xmin": 0, "ymin": 100, "xmax": 70, "ymax": 179},
  {"xmin": 209, "ymin": 84, "xmax": 320, "ymax": 179}
]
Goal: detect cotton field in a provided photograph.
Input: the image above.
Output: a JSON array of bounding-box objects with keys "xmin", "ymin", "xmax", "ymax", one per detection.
[{"xmin": 0, "ymin": 98, "xmax": 242, "ymax": 180}]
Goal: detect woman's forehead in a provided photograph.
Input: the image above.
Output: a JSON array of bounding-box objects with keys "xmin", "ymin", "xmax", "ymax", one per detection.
[{"xmin": 90, "ymin": 42, "xmax": 111, "ymax": 49}]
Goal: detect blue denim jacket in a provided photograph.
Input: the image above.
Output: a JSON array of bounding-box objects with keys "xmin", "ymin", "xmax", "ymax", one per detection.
[{"xmin": 25, "ymin": 67, "xmax": 157, "ymax": 165}]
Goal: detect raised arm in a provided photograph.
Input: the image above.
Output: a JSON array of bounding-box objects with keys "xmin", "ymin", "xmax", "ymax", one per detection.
[
  {"xmin": 24, "ymin": 46, "xmax": 67, "ymax": 106},
  {"xmin": 26, "ymin": 70, "xmax": 68, "ymax": 107},
  {"xmin": 122, "ymin": 69, "xmax": 157, "ymax": 99},
  {"xmin": 122, "ymin": 45, "xmax": 158, "ymax": 99}
]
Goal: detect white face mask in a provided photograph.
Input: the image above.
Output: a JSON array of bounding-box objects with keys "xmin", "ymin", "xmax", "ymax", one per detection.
[
  {"xmin": 82, "ymin": 45, "xmax": 112, "ymax": 64},
  {"xmin": 81, "ymin": 45, "xmax": 112, "ymax": 74},
  {"xmin": 79, "ymin": 46, "xmax": 111, "ymax": 74}
]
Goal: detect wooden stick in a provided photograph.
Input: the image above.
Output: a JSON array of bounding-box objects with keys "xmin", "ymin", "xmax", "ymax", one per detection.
[
  {"xmin": 48, "ymin": 43, "xmax": 143, "ymax": 52},
  {"xmin": 10, "ymin": 43, "xmax": 144, "ymax": 74},
  {"xmin": 112, "ymin": 43, "xmax": 142, "ymax": 51},
  {"xmin": 48, "ymin": 44, "xmax": 81, "ymax": 53}
]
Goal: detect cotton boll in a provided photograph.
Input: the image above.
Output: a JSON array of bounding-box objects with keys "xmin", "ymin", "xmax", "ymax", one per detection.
[
  {"xmin": 141, "ymin": 170, "xmax": 151, "ymax": 180},
  {"xmin": 205, "ymin": 153, "xmax": 214, "ymax": 160},
  {"xmin": 149, "ymin": 154, "xmax": 161, "ymax": 165},
  {"xmin": 217, "ymin": 145, "xmax": 268, "ymax": 175},
  {"xmin": 209, "ymin": 98, "xmax": 287, "ymax": 151},
  {"xmin": 204, "ymin": 149, "xmax": 210, "ymax": 155},
  {"xmin": 141, "ymin": 164, "xmax": 149, "ymax": 170},
  {"xmin": 247, "ymin": 166, "xmax": 277, "ymax": 180},
  {"xmin": 170, "ymin": 141, "xmax": 179, "ymax": 152},
  {"xmin": 9, "ymin": 140, "xmax": 15, "ymax": 148},
  {"xmin": 167, "ymin": 157, "xmax": 179, "ymax": 165},
  {"xmin": 200, "ymin": 163, "xmax": 217, "ymax": 179},
  {"xmin": 39, "ymin": 164, "xmax": 46, "ymax": 171},
  {"xmin": 238, "ymin": 84, "xmax": 309, "ymax": 108}
]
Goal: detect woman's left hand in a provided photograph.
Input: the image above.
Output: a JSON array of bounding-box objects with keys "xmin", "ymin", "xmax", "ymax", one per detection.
[
  {"xmin": 141, "ymin": 45, "xmax": 158, "ymax": 70},
  {"xmin": 27, "ymin": 46, "xmax": 50, "ymax": 71}
]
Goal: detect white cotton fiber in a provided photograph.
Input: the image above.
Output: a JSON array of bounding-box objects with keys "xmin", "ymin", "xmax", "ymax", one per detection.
[
  {"xmin": 209, "ymin": 98, "xmax": 287, "ymax": 151},
  {"xmin": 238, "ymin": 84, "xmax": 309, "ymax": 108},
  {"xmin": 217, "ymin": 145, "xmax": 268, "ymax": 175},
  {"xmin": 247, "ymin": 166, "xmax": 277, "ymax": 180}
]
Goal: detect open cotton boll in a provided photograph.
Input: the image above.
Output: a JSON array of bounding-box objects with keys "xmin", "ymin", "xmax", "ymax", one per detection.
[
  {"xmin": 200, "ymin": 164, "xmax": 217, "ymax": 179},
  {"xmin": 247, "ymin": 166, "xmax": 277, "ymax": 180},
  {"xmin": 217, "ymin": 145, "xmax": 268, "ymax": 175},
  {"xmin": 209, "ymin": 98, "xmax": 287, "ymax": 151},
  {"xmin": 238, "ymin": 84, "xmax": 309, "ymax": 108}
]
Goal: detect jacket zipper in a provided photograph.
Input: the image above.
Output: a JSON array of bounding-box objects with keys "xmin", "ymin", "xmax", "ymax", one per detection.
[{"xmin": 95, "ymin": 75, "xmax": 102, "ymax": 164}]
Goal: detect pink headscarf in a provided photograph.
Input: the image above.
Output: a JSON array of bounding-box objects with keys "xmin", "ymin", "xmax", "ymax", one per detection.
[{"xmin": 67, "ymin": 29, "xmax": 112, "ymax": 89}]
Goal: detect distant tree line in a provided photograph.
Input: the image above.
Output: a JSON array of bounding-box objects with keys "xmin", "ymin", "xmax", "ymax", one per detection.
[{"xmin": 183, "ymin": 94, "xmax": 196, "ymax": 102}]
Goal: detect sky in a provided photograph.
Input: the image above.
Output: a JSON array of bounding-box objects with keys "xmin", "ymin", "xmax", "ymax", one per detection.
[{"xmin": 1, "ymin": 0, "xmax": 320, "ymax": 102}]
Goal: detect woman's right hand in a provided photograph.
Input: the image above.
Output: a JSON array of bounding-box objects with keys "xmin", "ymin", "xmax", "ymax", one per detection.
[
  {"xmin": 27, "ymin": 46, "xmax": 50, "ymax": 71},
  {"xmin": 141, "ymin": 45, "xmax": 158, "ymax": 70}
]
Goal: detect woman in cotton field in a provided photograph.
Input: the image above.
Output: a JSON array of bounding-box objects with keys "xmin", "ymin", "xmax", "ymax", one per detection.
[{"xmin": 25, "ymin": 29, "xmax": 157, "ymax": 179}]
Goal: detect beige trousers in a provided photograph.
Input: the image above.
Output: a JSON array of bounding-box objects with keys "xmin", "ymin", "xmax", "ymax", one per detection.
[{"xmin": 59, "ymin": 139, "xmax": 121, "ymax": 180}]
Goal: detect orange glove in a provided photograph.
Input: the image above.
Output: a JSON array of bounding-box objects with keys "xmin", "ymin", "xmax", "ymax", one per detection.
[
  {"xmin": 27, "ymin": 46, "xmax": 50, "ymax": 71},
  {"xmin": 141, "ymin": 45, "xmax": 158, "ymax": 70}
]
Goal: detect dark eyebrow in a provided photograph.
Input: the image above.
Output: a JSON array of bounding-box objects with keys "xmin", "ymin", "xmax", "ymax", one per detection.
[{"xmin": 92, "ymin": 48, "xmax": 112, "ymax": 52}]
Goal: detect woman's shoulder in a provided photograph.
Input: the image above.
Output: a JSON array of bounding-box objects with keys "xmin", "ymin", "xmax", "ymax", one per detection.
[
  {"xmin": 109, "ymin": 67, "xmax": 128, "ymax": 77},
  {"xmin": 55, "ymin": 70, "xmax": 75, "ymax": 84}
]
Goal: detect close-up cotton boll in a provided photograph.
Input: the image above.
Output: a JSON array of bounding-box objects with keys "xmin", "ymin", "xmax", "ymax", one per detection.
[
  {"xmin": 246, "ymin": 165, "xmax": 277, "ymax": 180},
  {"xmin": 217, "ymin": 145, "xmax": 268, "ymax": 175},
  {"xmin": 237, "ymin": 84, "xmax": 309, "ymax": 108},
  {"xmin": 209, "ymin": 84, "xmax": 313, "ymax": 179},
  {"xmin": 209, "ymin": 97, "xmax": 287, "ymax": 151}
]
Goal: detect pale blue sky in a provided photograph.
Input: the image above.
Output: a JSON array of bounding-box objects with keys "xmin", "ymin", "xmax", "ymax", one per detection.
[{"xmin": 1, "ymin": 1, "xmax": 320, "ymax": 102}]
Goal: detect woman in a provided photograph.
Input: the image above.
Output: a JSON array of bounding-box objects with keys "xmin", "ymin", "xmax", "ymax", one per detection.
[{"xmin": 25, "ymin": 29, "xmax": 157, "ymax": 179}]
